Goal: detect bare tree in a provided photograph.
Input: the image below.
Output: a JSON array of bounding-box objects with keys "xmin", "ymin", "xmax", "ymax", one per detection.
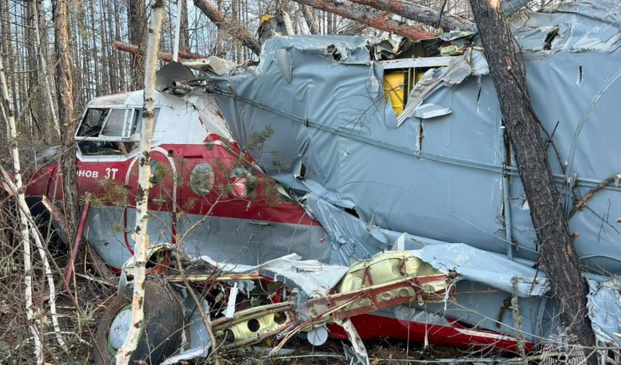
[
  {"xmin": 31, "ymin": 0, "xmax": 61, "ymax": 140},
  {"xmin": 193, "ymin": 0, "xmax": 262, "ymax": 55},
  {"xmin": 116, "ymin": 0, "xmax": 164, "ymax": 362},
  {"xmin": 53, "ymin": 0, "xmax": 81, "ymax": 240},
  {"xmin": 179, "ymin": 0, "xmax": 190, "ymax": 51},
  {"xmin": 301, "ymin": 4, "xmax": 320, "ymax": 34},
  {"xmin": 467, "ymin": 0, "xmax": 594, "ymax": 362},
  {"xmin": 128, "ymin": 0, "xmax": 147, "ymax": 90}
]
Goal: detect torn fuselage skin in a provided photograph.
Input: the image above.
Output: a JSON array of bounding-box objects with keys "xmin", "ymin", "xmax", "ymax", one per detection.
[
  {"xmin": 205, "ymin": 0, "xmax": 621, "ymax": 358},
  {"xmin": 22, "ymin": 1, "xmax": 621, "ymax": 362}
]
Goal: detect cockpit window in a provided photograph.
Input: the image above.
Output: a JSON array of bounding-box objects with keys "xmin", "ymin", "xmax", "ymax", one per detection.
[
  {"xmin": 77, "ymin": 108, "xmax": 109, "ymax": 137},
  {"xmin": 101, "ymin": 109, "xmax": 126, "ymax": 137},
  {"xmin": 76, "ymin": 107, "xmax": 159, "ymax": 157}
]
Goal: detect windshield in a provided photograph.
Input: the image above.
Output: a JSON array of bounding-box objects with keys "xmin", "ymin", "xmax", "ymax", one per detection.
[{"xmin": 75, "ymin": 107, "xmax": 158, "ymax": 156}]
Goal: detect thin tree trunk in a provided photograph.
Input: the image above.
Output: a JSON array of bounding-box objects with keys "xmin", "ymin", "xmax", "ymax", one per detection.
[
  {"xmin": 68, "ymin": 6, "xmax": 84, "ymax": 112},
  {"xmin": 301, "ymin": 4, "xmax": 320, "ymax": 34},
  {"xmin": 327, "ymin": 9, "xmax": 333, "ymax": 33},
  {"xmin": 53, "ymin": 0, "xmax": 81, "ymax": 243},
  {"xmin": 193, "ymin": 0, "xmax": 261, "ymax": 56},
  {"xmin": 180, "ymin": 0, "xmax": 190, "ymax": 51},
  {"xmin": 32, "ymin": 0, "xmax": 61, "ymax": 140},
  {"xmin": 0, "ymin": 54, "xmax": 43, "ymax": 365},
  {"xmin": 3, "ymin": 1, "xmax": 19, "ymax": 124},
  {"xmin": 467, "ymin": 0, "xmax": 594, "ymax": 362},
  {"xmin": 26, "ymin": 1, "xmax": 40, "ymax": 140},
  {"xmin": 128, "ymin": 0, "xmax": 147, "ymax": 90},
  {"xmin": 112, "ymin": 0, "xmax": 126, "ymax": 91},
  {"xmin": 88, "ymin": 0, "xmax": 101, "ymax": 96},
  {"xmin": 232, "ymin": 0, "xmax": 241, "ymax": 62},
  {"xmin": 115, "ymin": 0, "xmax": 164, "ymax": 362},
  {"xmin": 98, "ymin": 0, "xmax": 112, "ymax": 95},
  {"xmin": 292, "ymin": 0, "xmax": 436, "ymax": 40}
]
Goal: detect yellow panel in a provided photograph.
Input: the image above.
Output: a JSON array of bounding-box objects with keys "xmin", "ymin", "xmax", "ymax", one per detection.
[
  {"xmin": 337, "ymin": 251, "xmax": 447, "ymax": 294},
  {"xmin": 415, "ymin": 69, "xmax": 426, "ymax": 83},
  {"xmin": 384, "ymin": 72, "xmax": 406, "ymax": 117}
]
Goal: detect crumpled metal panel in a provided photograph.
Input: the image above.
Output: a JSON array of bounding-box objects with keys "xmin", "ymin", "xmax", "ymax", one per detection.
[
  {"xmin": 399, "ymin": 49, "xmax": 489, "ymax": 124},
  {"xmin": 205, "ymin": 0, "xmax": 621, "ymax": 346},
  {"xmin": 195, "ymin": 253, "xmax": 350, "ymax": 297},
  {"xmin": 208, "ymin": 2, "xmax": 621, "ymax": 275},
  {"xmin": 305, "ymin": 193, "xmax": 393, "ymax": 265},
  {"xmin": 406, "ymin": 243, "xmax": 550, "ymax": 297},
  {"xmin": 587, "ymin": 279, "xmax": 621, "ymax": 346},
  {"xmin": 512, "ymin": 0, "xmax": 621, "ymax": 53},
  {"xmin": 177, "ymin": 214, "xmax": 331, "ymax": 266},
  {"xmin": 210, "ymin": 36, "xmax": 510, "ymax": 266}
]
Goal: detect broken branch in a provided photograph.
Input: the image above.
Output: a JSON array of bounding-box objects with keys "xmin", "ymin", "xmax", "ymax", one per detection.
[
  {"xmin": 192, "ymin": 0, "xmax": 262, "ymax": 56},
  {"xmin": 573, "ymin": 172, "xmax": 621, "ymax": 213},
  {"xmin": 348, "ymin": 0, "xmax": 474, "ymax": 31},
  {"xmin": 292, "ymin": 0, "xmax": 436, "ymax": 40},
  {"xmin": 113, "ymin": 41, "xmax": 207, "ymax": 61}
]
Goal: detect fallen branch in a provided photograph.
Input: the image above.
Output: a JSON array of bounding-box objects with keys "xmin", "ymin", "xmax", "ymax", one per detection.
[
  {"xmin": 113, "ymin": 41, "xmax": 207, "ymax": 61},
  {"xmin": 193, "ymin": 0, "xmax": 262, "ymax": 55},
  {"xmin": 348, "ymin": 0, "xmax": 474, "ymax": 31},
  {"xmin": 573, "ymin": 172, "xmax": 621, "ymax": 212},
  {"xmin": 75, "ymin": 272, "xmax": 116, "ymax": 287},
  {"xmin": 41, "ymin": 196, "xmax": 68, "ymax": 238},
  {"xmin": 292, "ymin": 0, "xmax": 436, "ymax": 40}
]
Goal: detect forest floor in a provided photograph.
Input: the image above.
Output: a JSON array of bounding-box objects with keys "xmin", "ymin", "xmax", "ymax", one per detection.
[
  {"xmin": 0, "ymin": 274, "xmax": 517, "ymax": 365},
  {"xmin": 0, "ymin": 238, "xmax": 521, "ymax": 365}
]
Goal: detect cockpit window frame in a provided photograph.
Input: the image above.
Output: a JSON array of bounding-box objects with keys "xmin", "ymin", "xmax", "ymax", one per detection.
[{"xmin": 75, "ymin": 106, "xmax": 159, "ymax": 159}]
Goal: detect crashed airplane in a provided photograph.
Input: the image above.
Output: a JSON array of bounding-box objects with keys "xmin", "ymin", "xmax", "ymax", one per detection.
[{"xmin": 22, "ymin": 0, "xmax": 621, "ymax": 364}]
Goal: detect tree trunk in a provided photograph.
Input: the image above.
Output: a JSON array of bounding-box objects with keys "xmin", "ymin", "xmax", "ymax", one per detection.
[
  {"xmin": 53, "ymin": 0, "xmax": 81, "ymax": 243},
  {"xmin": 301, "ymin": 4, "xmax": 320, "ymax": 34},
  {"xmin": 32, "ymin": 0, "xmax": 61, "ymax": 140},
  {"xmin": 467, "ymin": 0, "xmax": 593, "ymax": 361},
  {"xmin": 292, "ymin": 0, "xmax": 436, "ymax": 40},
  {"xmin": 128, "ymin": 0, "xmax": 147, "ymax": 90},
  {"xmin": 26, "ymin": 0, "xmax": 41, "ymax": 140},
  {"xmin": 193, "ymin": 0, "xmax": 262, "ymax": 56},
  {"xmin": 2, "ymin": 0, "xmax": 19, "ymax": 124},
  {"xmin": 88, "ymin": 0, "xmax": 101, "ymax": 96},
  {"xmin": 180, "ymin": 0, "xmax": 190, "ymax": 51},
  {"xmin": 348, "ymin": 0, "xmax": 473, "ymax": 31},
  {"xmin": 115, "ymin": 0, "xmax": 164, "ymax": 362},
  {"xmin": 98, "ymin": 0, "xmax": 112, "ymax": 95},
  {"xmin": 111, "ymin": 0, "xmax": 126, "ymax": 92}
]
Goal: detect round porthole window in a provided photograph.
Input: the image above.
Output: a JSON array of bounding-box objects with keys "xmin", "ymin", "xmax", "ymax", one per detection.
[{"xmin": 189, "ymin": 162, "xmax": 215, "ymax": 195}]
